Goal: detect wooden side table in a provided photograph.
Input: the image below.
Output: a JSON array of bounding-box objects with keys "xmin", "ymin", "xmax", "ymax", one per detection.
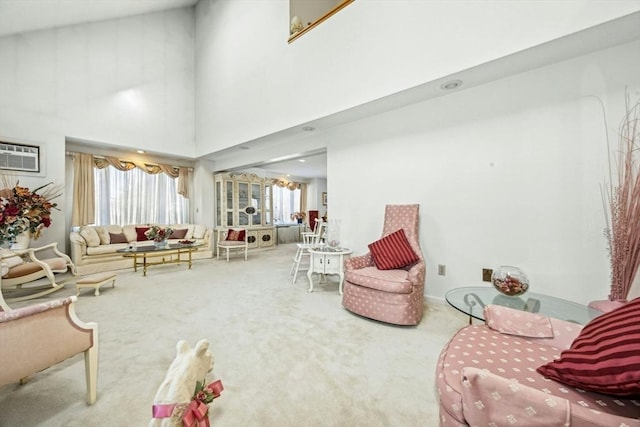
[{"xmin": 307, "ymin": 248, "xmax": 352, "ymax": 294}]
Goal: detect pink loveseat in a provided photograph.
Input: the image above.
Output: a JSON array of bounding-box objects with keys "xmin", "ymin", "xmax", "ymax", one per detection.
[{"xmin": 436, "ymin": 304, "xmax": 640, "ymax": 426}]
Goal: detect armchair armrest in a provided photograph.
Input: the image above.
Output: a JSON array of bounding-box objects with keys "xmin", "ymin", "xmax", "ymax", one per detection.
[
  {"xmin": 461, "ymin": 367, "xmax": 571, "ymax": 426},
  {"xmin": 345, "ymin": 252, "xmax": 374, "ymax": 270}
]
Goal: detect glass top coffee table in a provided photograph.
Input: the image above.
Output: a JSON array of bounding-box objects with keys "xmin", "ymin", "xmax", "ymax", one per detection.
[
  {"xmin": 116, "ymin": 243, "xmax": 201, "ymax": 276},
  {"xmin": 446, "ymin": 286, "xmax": 603, "ymax": 325}
]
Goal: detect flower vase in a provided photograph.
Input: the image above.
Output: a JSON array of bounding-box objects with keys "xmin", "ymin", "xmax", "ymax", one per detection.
[
  {"xmin": 10, "ymin": 231, "xmax": 31, "ymax": 250},
  {"xmin": 154, "ymin": 239, "xmax": 168, "ymax": 249}
]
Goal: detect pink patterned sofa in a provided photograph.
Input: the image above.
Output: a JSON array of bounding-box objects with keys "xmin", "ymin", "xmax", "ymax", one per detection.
[{"xmin": 437, "ymin": 303, "xmax": 640, "ymax": 426}]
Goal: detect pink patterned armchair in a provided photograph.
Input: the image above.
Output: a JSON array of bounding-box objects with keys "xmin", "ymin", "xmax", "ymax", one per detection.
[{"xmin": 342, "ymin": 204, "xmax": 425, "ymax": 325}]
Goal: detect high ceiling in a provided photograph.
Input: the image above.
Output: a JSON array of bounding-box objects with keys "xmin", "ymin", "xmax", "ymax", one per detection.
[
  {"xmin": 0, "ymin": 0, "xmax": 198, "ymax": 37},
  {"xmin": 0, "ymin": 0, "xmax": 327, "ymax": 178}
]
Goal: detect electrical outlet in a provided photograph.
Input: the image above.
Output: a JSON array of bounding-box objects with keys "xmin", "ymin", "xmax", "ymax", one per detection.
[
  {"xmin": 438, "ymin": 264, "xmax": 446, "ymax": 276},
  {"xmin": 482, "ymin": 268, "xmax": 493, "ymax": 282}
]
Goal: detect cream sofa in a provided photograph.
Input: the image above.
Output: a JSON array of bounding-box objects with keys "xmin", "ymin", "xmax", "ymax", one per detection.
[{"xmin": 70, "ymin": 224, "xmax": 213, "ymax": 275}]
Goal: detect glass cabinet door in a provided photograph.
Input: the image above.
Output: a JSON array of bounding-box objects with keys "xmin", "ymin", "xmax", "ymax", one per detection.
[
  {"xmin": 238, "ymin": 182, "xmax": 249, "ymax": 226},
  {"xmin": 225, "ymin": 181, "xmax": 234, "ymax": 226},
  {"xmin": 215, "ymin": 181, "xmax": 221, "ymax": 227},
  {"xmin": 264, "ymin": 185, "xmax": 272, "ymax": 225}
]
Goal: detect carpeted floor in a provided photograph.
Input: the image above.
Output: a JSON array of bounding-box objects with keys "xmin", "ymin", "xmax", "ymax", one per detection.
[{"xmin": 0, "ymin": 243, "xmax": 467, "ymax": 426}]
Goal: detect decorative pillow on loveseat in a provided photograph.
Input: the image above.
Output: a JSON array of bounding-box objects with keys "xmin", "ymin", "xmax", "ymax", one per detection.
[
  {"xmin": 536, "ymin": 297, "xmax": 640, "ymax": 396},
  {"xmin": 368, "ymin": 228, "xmax": 419, "ymax": 270}
]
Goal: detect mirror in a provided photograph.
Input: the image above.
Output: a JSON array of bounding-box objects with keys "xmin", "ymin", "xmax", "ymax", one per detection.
[{"xmin": 289, "ymin": 0, "xmax": 355, "ymax": 43}]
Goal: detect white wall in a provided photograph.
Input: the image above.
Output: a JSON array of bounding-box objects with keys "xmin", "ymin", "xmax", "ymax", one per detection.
[
  {"xmin": 325, "ymin": 41, "xmax": 640, "ymax": 305},
  {"xmin": 195, "ymin": 0, "xmax": 639, "ymax": 154},
  {"xmin": 0, "ymin": 8, "xmax": 196, "ymax": 249}
]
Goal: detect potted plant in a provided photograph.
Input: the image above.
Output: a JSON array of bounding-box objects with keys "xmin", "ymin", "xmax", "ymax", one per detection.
[{"xmin": 290, "ymin": 212, "xmax": 306, "ymax": 224}]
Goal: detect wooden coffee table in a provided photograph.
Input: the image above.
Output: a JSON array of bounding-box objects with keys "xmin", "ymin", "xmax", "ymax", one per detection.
[
  {"xmin": 116, "ymin": 243, "xmax": 201, "ymax": 276},
  {"xmin": 445, "ymin": 286, "xmax": 603, "ymax": 325}
]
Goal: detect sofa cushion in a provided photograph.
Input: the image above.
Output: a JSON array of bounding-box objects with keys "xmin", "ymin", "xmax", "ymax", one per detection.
[
  {"xmin": 95, "ymin": 227, "xmax": 110, "ymax": 245},
  {"xmin": 344, "ymin": 266, "xmax": 413, "ymax": 293},
  {"xmin": 109, "ymin": 232, "xmax": 128, "ymax": 244},
  {"xmin": 135, "ymin": 227, "xmax": 151, "ymax": 242},
  {"xmin": 536, "ymin": 297, "xmax": 640, "ymax": 396},
  {"xmin": 192, "ymin": 224, "xmax": 206, "ymax": 239},
  {"xmin": 368, "ymin": 229, "xmax": 419, "ymax": 270},
  {"xmin": 172, "ymin": 228, "xmax": 188, "ymax": 239},
  {"xmin": 80, "ymin": 227, "xmax": 101, "ymax": 247}
]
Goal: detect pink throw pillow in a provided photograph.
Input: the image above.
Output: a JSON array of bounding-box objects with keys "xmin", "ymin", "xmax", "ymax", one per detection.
[
  {"xmin": 368, "ymin": 228, "xmax": 419, "ymax": 270},
  {"xmin": 536, "ymin": 297, "xmax": 640, "ymax": 396}
]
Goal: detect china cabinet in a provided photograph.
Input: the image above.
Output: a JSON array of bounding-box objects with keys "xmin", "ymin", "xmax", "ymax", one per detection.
[{"xmin": 214, "ymin": 173, "xmax": 275, "ymax": 249}]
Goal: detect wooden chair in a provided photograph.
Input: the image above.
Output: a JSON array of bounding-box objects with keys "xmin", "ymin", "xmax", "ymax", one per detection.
[
  {"xmin": 0, "ymin": 243, "xmax": 77, "ymax": 308},
  {"xmin": 290, "ymin": 221, "xmax": 326, "ymax": 284},
  {"xmin": 216, "ymin": 228, "xmax": 248, "ymax": 262}
]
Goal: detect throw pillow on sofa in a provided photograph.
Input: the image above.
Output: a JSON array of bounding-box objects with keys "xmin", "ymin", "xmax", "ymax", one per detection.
[
  {"xmin": 536, "ymin": 297, "xmax": 640, "ymax": 396},
  {"xmin": 109, "ymin": 232, "xmax": 128, "ymax": 244},
  {"xmin": 135, "ymin": 227, "xmax": 151, "ymax": 242},
  {"xmin": 368, "ymin": 228, "xmax": 419, "ymax": 270},
  {"xmin": 80, "ymin": 227, "xmax": 101, "ymax": 247},
  {"xmin": 172, "ymin": 229, "xmax": 188, "ymax": 239}
]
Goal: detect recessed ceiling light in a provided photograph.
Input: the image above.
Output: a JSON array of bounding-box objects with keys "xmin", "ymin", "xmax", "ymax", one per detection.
[
  {"xmin": 136, "ymin": 150, "xmax": 145, "ymax": 154},
  {"xmin": 239, "ymin": 146, "xmax": 250, "ymax": 150},
  {"xmin": 298, "ymin": 159, "xmax": 306, "ymax": 163},
  {"xmin": 440, "ymin": 80, "xmax": 463, "ymax": 90},
  {"xmin": 302, "ymin": 126, "xmax": 315, "ymax": 132}
]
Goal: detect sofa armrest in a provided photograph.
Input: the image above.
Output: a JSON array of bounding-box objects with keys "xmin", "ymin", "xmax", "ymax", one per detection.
[
  {"xmin": 484, "ymin": 305, "xmax": 583, "ymax": 350},
  {"xmin": 69, "ymin": 231, "xmax": 87, "ymax": 264},
  {"xmin": 461, "ymin": 367, "xmax": 571, "ymax": 426}
]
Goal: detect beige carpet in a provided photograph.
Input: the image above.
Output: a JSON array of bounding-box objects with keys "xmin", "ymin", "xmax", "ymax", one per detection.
[{"xmin": 0, "ymin": 243, "xmax": 467, "ymax": 426}]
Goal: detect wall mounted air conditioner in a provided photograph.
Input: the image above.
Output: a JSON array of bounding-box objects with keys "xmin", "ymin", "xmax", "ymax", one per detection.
[{"xmin": 0, "ymin": 141, "xmax": 40, "ymax": 173}]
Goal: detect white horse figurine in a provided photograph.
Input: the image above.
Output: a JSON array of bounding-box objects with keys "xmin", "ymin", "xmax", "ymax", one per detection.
[{"xmin": 150, "ymin": 339, "xmax": 221, "ymax": 427}]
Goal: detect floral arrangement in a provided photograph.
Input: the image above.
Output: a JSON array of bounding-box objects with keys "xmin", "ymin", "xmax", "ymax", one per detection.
[
  {"xmin": 602, "ymin": 95, "xmax": 640, "ymax": 301},
  {"xmin": 145, "ymin": 225, "xmax": 174, "ymax": 242},
  {"xmin": 0, "ymin": 181, "xmax": 61, "ymax": 244},
  {"xmin": 290, "ymin": 212, "xmax": 306, "ymax": 221}
]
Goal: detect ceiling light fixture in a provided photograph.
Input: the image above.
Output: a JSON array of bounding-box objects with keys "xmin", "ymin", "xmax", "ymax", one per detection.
[
  {"xmin": 298, "ymin": 159, "xmax": 306, "ymax": 163},
  {"xmin": 302, "ymin": 126, "xmax": 315, "ymax": 132},
  {"xmin": 136, "ymin": 150, "xmax": 145, "ymax": 154},
  {"xmin": 440, "ymin": 79, "xmax": 463, "ymax": 90},
  {"xmin": 239, "ymin": 146, "xmax": 250, "ymax": 150}
]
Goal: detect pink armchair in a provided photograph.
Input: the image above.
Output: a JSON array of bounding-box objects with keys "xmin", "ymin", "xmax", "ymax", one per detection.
[
  {"xmin": 342, "ymin": 204, "xmax": 425, "ymax": 325},
  {"xmin": 0, "ymin": 295, "xmax": 99, "ymax": 404}
]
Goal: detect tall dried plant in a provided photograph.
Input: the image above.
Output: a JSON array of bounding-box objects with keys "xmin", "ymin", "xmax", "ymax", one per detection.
[{"xmin": 602, "ymin": 94, "xmax": 640, "ymax": 301}]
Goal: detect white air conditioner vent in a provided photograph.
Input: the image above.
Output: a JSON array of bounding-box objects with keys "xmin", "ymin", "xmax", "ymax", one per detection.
[{"xmin": 0, "ymin": 142, "xmax": 40, "ymax": 173}]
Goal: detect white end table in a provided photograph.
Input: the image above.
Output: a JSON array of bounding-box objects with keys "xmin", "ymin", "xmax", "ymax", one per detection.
[{"xmin": 307, "ymin": 248, "xmax": 352, "ymax": 294}]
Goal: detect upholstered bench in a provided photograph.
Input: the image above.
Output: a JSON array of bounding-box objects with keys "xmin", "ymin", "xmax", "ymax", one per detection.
[{"xmin": 76, "ymin": 272, "xmax": 117, "ymax": 296}]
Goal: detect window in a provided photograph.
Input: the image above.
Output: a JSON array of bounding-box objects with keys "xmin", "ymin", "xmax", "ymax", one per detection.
[
  {"xmin": 272, "ymin": 185, "xmax": 300, "ymax": 223},
  {"xmin": 94, "ymin": 166, "xmax": 188, "ymax": 225}
]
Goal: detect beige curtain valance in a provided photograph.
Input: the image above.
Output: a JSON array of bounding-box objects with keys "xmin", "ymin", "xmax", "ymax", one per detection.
[{"xmin": 70, "ymin": 152, "xmax": 191, "ymax": 226}]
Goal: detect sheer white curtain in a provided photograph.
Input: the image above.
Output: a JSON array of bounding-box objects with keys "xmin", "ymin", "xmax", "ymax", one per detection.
[
  {"xmin": 94, "ymin": 166, "xmax": 188, "ymax": 225},
  {"xmin": 272, "ymin": 185, "xmax": 301, "ymax": 223}
]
